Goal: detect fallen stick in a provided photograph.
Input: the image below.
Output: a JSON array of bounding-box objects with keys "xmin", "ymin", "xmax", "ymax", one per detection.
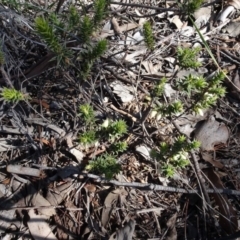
[{"xmin": 75, "ymin": 172, "xmax": 240, "ymax": 196}]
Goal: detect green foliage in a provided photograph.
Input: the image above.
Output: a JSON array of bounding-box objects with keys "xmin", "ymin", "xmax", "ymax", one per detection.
[
  {"xmin": 86, "ymin": 154, "xmax": 121, "ymax": 179},
  {"xmin": 34, "ymin": 0, "xmax": 108, "ymax": 78},
  {"xmin": 80, "ymin": 16, "xmax": 94, "ymax": 43},
  {"xmin": 78, "ymin": 103, "xmax": 127, "ymax": 142},
  {"xmin": 168, "ymin": 101, "xmax": 184, "ymax": 115},
  {"xmin": 80, "ymin": 39, "xmax": 107, "ymax": 78},
  {"xmin": 88, "ymin": 40, "xmax": 108, "ymax": 60},
  {"xmin": 1, "ymin": 88, "xmax": 25, "ymax": 103},
  {"xmin": 193, "ymin": 91, "xmax": 225, "ymax": 114},
  {"xmin": 79, "ymin": 103, "xmax": 95, "ymax": 124},
  {"xmin": 187, "ymin": 139, "xmax": 201, "ymax": 150},
  {"xmin": 111, "ymin": 141, "xmax": 128, "ymax": 154},
  {"xmin": 79, "ymin": 130, "xmax": 97, "ymax": 145},
  {"xmin": 93, "ymin": 0, "xmax": 107, "ymax": 26},
  {"xmin": 177, "ymin": 47, "xmax": 202, "ymax": 69},
  {"xmin": 171, "ymin": 136, "xmax": 199, "ymax": 157},
  {"xmin": 162, "ymin": 164, "xmax": 175, "ymax": 178},
  {"xmin": 152, "ymin": 47, "xmax": 225, "ymax": 119},
  {"xmin": 151, "ymin": 136, "xmax": 200, "ymax": 177},
  {"xmin": 78, "ymin": 104, "xmax": 127, "ymax": 178},
  {"xmin": 153, "ymin": 77, "xmax": 167, "ymax": 97},
  {"xmin": 184, "ymin": 0, "xmax": 204, "ymax": 15},
  {"xmin": 2, "ymin": 0, "xmax": 21, "ymax": 10},
  {"xmin": 159, "ymin": 142, "xmax": 169, "ymax": 154},
  {"xmin": 172, "ymin": 135, "xmax": 187, "ymax": 154},
  {"xmin": 80, "ymin": 62, "xmax": 93, "ymax": 79},
  {"xmin": 177, "ymin": 74, "xmax": 207, "ymax": 95},
  {"xmin": 209, "ymin": 70, "xmax": 226, "ymax": 86},
  {"xmin": 177, "ymin": 71, "xmax": 226, "ymax": 114},
  {"xmin": 48, "ymin": 13, "xmax": 65, "ymax": 34},
  {"xmin": 150, "ymin": 69, "xmax": 221, "ymax": 120},
  {"xmin": 0, "ymin": 49, "xmax": 5, "ymax": 65},
  {"xmin": 150, "ymin": 48, "xmax": 226, "ymax": 178},
  {"xmin": 35, "ymin": 17, "xmax": 62, "ymax": 54},
  {"xmin": 106, "ymin": 119, "xmax": 127, "ymax": 141},
  {"xmin": 155, "ymin": 100, "xmax": 183, "ymax": 117},
  {"xmin": 68, "ymin": 5, "xmax": 80, "ymax": 30},
  {"xmin": 35, "ymin": 16, "xmax": 71, "ymax": 64},
  {"xmin": 143, "ymin": 21, "xmax": 155, "ymax": 51}
]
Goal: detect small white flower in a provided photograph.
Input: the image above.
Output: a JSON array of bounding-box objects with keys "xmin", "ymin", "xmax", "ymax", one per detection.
[
  {"xmin": 150, "ymin": 110, "xmax": 157, "ymax": 118},
  {"xmin": 198, "ymin": 108, "xmax": 204, "ymax": 116},
  {"xmin": 156, "ymin": 113, "xmax": 162, "ymax": 121},
  {"xmin": 102, "ymin": 118, "xmax": 109, "ymax": 128},
  {"xmin": 173, "ymin": 154, "xmax": 180, "ymax": 161}
]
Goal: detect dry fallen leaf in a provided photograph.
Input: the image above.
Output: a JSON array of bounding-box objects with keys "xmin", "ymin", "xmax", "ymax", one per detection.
[
  {"xmin": 175, "ymin": 112, "xmax": 209, "ymax": 137},
  {"xmin": 205, "ymin": 168, "xmax": 238, "ymax": 234},
  {"xmin": 178, "ymin": 123, "xmax": 195, "ymax": 137},
  {"xmin": 7, "ymin": 165, "xmax": 41, "ymax": 177},
  {"xmin": 0, "ymin": 138, "xmax": 27, "ymax": 152},
  {"xmin": 110, "ymin": 1, "xmax": 128, "ymax": 11},
  {"xmin": 164, "ymin": 83, "xmax": 176, "ymax": 98},
  {"xmin": 166, "ymin": 213, "xmax": 178, "ymax": 240},
  {"xmin": 32, "ymin": 192, "xmax": 56, "ymax": 217},
  {"xmin": 124, "ymin": 48, "xmax": 147, "ymax": 64},
  {"xmin": 101, "ymin": 188, "xmax": 128, "ymax": 227},
  {"xmin": 135, "ymin": 145, "xmax": 152, "ymax": 160},
  {"xmin": 27, "ymin": 209, "xmax": 57, "ymax": 240},
  {"xmin": 0, "ymin": 206, "xmax": 16, "ymax": 233},
  {"xmin": 135, "ymin": 9, "xmax": 147, "ymax": 25},
  {"xmin": 216, "ymin": 0, "xmax": 240, "ymax": 24},
  {"xmin": 227, "ymin": 0, "xmax": 240, "ymax": 9},
  {"xmin": 194, "ymin": 116, "xmax": 229, "ymax": 151},
  {"xmin": 111, "ymin": 17, "xmax": 121, "ymax": 35},
  {"xmin": 201, "ymin": 152, "xmax": 225, "ymax": 169},
  {"xmin": 131, "ymin": 30, "xmax": 144, "ymax": 42},
  {"xmin": 194, "ymin": 7, "xmax": 211, "ymax": 28},
  {"xmin": 177, "ymin": 69, "xmax": 200, "ymax": 79},
  {"xmin": 170, "ymin": 15, "xmax": 184, "ymax": 30},
  {"xmin": 98, "ymin": 22, "xmax": 139, "ymax": 39},
  {"xmin": 142, "ymin": 61, "xmax": 161, "ymax": 74},
  {"xmin": 223, "ymin": 21, "xmax": 240, "ymax": 37},
  {"xmin": 109, "ymin": 220, "xmax": 136, "ymax": 240},
  {"xmin": 224, "ymin": 70, "xmax": 240, "ymax": 100},
  {"xmin": 54, "ymin": 215, "xmax": 68, "ymax": 239},
  {"xmin": 65, "ymin": 134, "xmax": 84, "ymax": 162},
  {"xmin": 110, "ymin": 81, "xmax": 135, "ymax": 103},
  {"xmin": 46, "ymin": 181, "xmax": 73, "ymax": 205},
  {"xmin": 119, "ymin": 22, "xmax": 139, "ymax": 32}
]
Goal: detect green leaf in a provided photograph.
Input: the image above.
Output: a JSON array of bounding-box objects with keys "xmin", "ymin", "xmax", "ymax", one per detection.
[
  {"xmin": 89, "ymin": 39, "xmax": 107, "ymax": 60},
  {"xmin": 185, "ymin": 0, "xmax": 203, "ymax": 15},
  {"xmin": 162, "ymin": 164, "xmax": 175, "ymax": 178},
  {"xmin": 1, "ymin": 88, "xmax": 25, "ymax": 103},
  {"xmin": 86, "ymin": 154, "xmax": 121, "ymax": 179},
  {"xmin": 153, "ymin": 77, "xmax": 167, "ymax": 97},
  {"xmin": 79, "ymin": 130, "xmax": 97, "ymax": 145},
  {"xmin": 80, "ymin": 16, "xmax": 94, "ymax": 43},
  {"xmin": 93, "ymin": 0, "xmax": 107, "ymax": 26},
  {"xmin": 0, "ymin": 49, "xmax": 5, "ymax": 65},
  {"xmin": 68, "ymin": 5, "xmax": 80, "ymax": 30},
  {"xmin": 177, "ymin": 47, "xmax": 202, "ymax": 69},
  {"xmin": 111, "ymin": 141, "xmax": 128, "ymax": 153},
  {"xmin": 178, "ymin": 74, "xmax": 207, "ymax": 95},
  {"xmin": 79, "ymin": 103, "xmax": 95, "ymax": 124},
  {"xmin": 190, "ymin": 16, "xmax": 219, "ymax": 68},
  {"xmin": 143, "ymin": 21, "xmax": 155, "ymax": 51},
  {"xmin": 107, "ymin": 119, "xmax": 127, "ymax": 140},
  {"xmin": 35, "ymin": 16, "xmax": 61, "ymax": 54},
  {"xmin": 35, "ymin": 16, "xmax": 72, "ymax": 65}
]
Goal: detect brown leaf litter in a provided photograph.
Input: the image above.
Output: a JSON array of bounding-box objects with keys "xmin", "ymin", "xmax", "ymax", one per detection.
[{"xmin": 1, "ymin": 0, "xmax": 240, "ymax": 239}]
